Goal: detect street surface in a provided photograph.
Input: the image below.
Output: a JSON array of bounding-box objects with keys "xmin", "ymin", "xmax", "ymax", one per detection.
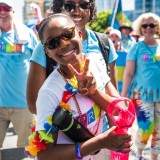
[{"xmin": 1, "ymin": 121, "xmax": 159, "ymax": 160}]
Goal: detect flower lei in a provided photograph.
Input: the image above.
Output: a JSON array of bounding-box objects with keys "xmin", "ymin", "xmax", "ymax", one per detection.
[
  {"xmin": 24, "ymin": 80, "xmax": 78, "ymax": 158},
  {"xmin": 24, "ymin": 62, "xmax": 86, "ymax": 158}
]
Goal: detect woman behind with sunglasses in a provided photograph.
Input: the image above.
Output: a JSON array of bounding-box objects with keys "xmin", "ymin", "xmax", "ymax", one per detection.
[
  {"xmin": 27, "ymin": 0, "xmax": 118, "ymax": 115},
  {"xmin": 24, "ymin": 13, "xmax": 132, "ymax": 160},
  {"xmin": 121, "ymin": 12, "xmax": 160, "ymax": 160}
]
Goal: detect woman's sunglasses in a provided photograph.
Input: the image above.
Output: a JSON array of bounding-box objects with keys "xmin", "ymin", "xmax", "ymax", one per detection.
[
  {"xmin": 64, "ymin": 2, "xmax": 90, "ymax": 12},
  {"xmin": 0, "ymin": 5, "xmax": 12, "ymax": 12},
  {"xmin": 44, "ymin": 27, "xmax": 75, "ymax": 50},
  {"xmin": 141, "ymin": 23, "xmax": 157, "ymax": 29}
]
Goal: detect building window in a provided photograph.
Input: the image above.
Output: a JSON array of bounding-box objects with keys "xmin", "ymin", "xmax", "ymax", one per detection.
[
  {"xmin": 155, "ymin": 1, "xmax": 160, "ymax": 9},
  {"xmin": 145, "ymin": 0, "xmax": 152, "ymax": 12}
]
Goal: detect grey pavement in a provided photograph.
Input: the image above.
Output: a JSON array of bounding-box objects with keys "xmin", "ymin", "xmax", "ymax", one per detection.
[
  {"xmin": 1, "ymin": 124, "xmax": 31, "ymax": 160},
  {"xmin": 1, "ymin": 121, "xmax": 159, "ymax": 160}
]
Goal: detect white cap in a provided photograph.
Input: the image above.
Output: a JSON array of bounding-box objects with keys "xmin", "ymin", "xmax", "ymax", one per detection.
[
  {"xmin": 109, "ymin": 29, "xmax": 121, "ymax": 39},
  {"xmin": 0, "ymin": 0, "xmax": 13, "ymax": 8}
]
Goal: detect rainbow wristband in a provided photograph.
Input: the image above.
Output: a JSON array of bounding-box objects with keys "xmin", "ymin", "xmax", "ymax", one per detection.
[{"xmin": 75, "ymin": 143, "xmax": 82, "ymax": 159}]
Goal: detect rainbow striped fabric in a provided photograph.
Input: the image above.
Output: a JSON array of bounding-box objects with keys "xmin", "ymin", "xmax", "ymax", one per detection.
[{"xmin": 0, "ymin": 43, "xmax": 23, "ymax": 52}]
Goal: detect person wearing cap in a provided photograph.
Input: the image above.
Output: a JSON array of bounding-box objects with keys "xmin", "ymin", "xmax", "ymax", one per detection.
[
  {"xmin": 109, "ymin": 29, "xmax": 127, "ymax": 94},
  {"xmin": 108, "ymin": 29, "xmax": 122, "ymax": 51},
  {"xmin": 129, "ymin": 30, "xmax": 140, "ymax": 42},
  {"xmin": 0, "ymin": 0, "xmax": 38, "ymax": 156},
  {"xmin": 119, "ymin": 22, "xmax": 136, "ymax": 52}
]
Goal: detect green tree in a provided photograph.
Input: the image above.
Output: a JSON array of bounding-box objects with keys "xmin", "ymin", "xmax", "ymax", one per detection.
[{"xmin": 89, "ymin": 10, "xmax": 131, "ymax": 33}]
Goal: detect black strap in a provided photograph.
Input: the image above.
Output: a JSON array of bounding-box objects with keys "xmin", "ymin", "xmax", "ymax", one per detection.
[
  {"xmin": 46, "ymin": 54, "xmax": 57, "ymax": 77},
  {"xmin": 93, "ymin": 32, "xmax": 110, "ymax": 74}
]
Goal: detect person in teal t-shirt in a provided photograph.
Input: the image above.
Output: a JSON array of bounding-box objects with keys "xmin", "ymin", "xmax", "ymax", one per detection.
[
  {"xmin": 27, "ymin": 0, "xmax": 118, "ymax": 115},
  {"xmin": 122, "ymin": 12, "xmax": 160, "ymax": 160},
  {"xmin": 0, "ymin": 0, "xmax": 38, "ymax": 155},
  {"xmin": 119, "ymin": 22, "xmax": 136, "ymax": 52}
]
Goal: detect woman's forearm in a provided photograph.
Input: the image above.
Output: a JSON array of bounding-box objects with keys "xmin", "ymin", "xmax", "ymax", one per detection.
[
  {"xmin": 27, "ymin": 62, "xmax": 46, "ymax": 114},
  {"xmin": 121, "ymin": 73, "xmax": 133, "ymax": 97},
  {"xmin": 37, "ymin": 127, "xmax": 131, "ymax": 160},
  {"xmin": 109, "ymin": 61, "xmax": 118, "ymax": 90},
  {"xmin": 37, "ymin": 136, "xmax": 102, "ymax": 160},
  {"xmin": 121, "ymin": 61, "xmax": 135, "ymax": 97}
]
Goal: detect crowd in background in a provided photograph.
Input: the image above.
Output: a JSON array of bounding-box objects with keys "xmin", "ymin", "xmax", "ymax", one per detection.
[{"xmin": 0, "ymin": 0, "xmax": 160, "ymax": 160}]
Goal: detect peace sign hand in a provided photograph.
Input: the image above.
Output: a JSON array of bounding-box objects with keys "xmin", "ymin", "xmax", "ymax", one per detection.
[{"xmin": 67, "ymin": 58, "xmax": 97, "ymax": 95}]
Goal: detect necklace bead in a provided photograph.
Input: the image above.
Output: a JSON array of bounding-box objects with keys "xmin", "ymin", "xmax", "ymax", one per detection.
[{"xmin": 58, "ymin": 67, "xmax": 101, "ymax": 135}]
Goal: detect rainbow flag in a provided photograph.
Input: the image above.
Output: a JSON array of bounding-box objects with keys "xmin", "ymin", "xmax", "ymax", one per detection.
[{"xmin": 109, "ymin": 0, "xmax": 126, "ymax": 29}]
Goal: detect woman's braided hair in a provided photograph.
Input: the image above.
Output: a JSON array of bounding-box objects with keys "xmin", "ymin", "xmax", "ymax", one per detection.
[
  {"xmin": 51, "ymin": 0, "xmax": 97, "ymax": 26},
  {"xmin": 36, "ymin": 13, "xmax": 73, "ymax": 43}
]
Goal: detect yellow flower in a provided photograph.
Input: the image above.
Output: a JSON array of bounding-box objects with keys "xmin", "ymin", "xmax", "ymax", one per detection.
[
  {"xmin": 70, "ymin": 77, "xmax": 78, "ymax": 88},
  {"xmin": 47, "ymin": 115, "xmax": 52, "ymax": 125},
  {"xmin": 59, "ymin": 102, "xmax": 71, "ymax": 111},
  {"xmin": 38, "ymin": 131, "xmax": 54, "ymax": 143}
]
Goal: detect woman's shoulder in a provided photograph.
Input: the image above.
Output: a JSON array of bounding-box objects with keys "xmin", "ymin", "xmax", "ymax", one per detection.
[
  {"xmin": 35, "ymin": 41, "xmax": 44, "ymax": 50},
  {"xmin": 40, "ymin": 69, "xmax": 63, "ymax": 92},
  {"xmin": 129, "ymin": 41, "xmax": 143, "ymax": 51}
]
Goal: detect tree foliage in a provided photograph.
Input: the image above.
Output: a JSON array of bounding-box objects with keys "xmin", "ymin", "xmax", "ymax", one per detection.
[{"xmin": 89, "ymin": 10, "xmax": 131, "ymax": 33}]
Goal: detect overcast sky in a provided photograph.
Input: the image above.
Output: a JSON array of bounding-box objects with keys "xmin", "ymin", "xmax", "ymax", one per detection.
[{"xmin": 122, "ymin": 0, "xmax": 135, "ymax": 10}]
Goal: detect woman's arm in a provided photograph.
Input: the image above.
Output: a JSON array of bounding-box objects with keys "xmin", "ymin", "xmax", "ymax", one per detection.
[
  {"xmin": 26, "ymin": 62, "xmax": 46, "ymax": 114},
  {"xmin": 37, "ymin": 126, "xmax": 131, "ymax": 160},
  {"xmin": 109, "ymin": 61, "xmax": 118, "ymax": 90},
  {"xmin": 121, "ymin": 60, "xmax": 136, "ymax": 97},
  {"xmin": 67, "ymin": 59, "xmax": 120, "ymax": 112}
]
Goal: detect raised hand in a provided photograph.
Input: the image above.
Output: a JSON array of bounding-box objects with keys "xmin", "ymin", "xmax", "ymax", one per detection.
[{"xmin": 67, "ymin": 57, "xmax": 97, "ymax": 95}]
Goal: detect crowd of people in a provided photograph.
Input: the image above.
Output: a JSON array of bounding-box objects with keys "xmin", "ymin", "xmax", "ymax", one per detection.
[
  {"xmin": 0, "ymin": 0, "xmax": 160, "ymax": 160},
  {"xmin": 105, "ymin": 12, "xmax": 160, "ymax": 160}
]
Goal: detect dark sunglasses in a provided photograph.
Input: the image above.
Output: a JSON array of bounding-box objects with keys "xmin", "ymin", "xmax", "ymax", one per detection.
[
  {"xmin": 141, "ymin": 23, "xmax": 157, "ymax": 29},
  {"xmin": 0, "ymin": 5, "xmax": 12, "ymax": 12},
  {"xmin": 44, "ymin": 27, "xmax": 75, "ymax": 50},
  {"xmin": 64, "ymin": 2, "xmax": 90, "ymax": 12}
]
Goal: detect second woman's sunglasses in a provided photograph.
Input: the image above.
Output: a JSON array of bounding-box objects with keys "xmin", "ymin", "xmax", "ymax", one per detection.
[{"xmin": 64, "ymin": 2, "xmax": 90, "ymax": 12}]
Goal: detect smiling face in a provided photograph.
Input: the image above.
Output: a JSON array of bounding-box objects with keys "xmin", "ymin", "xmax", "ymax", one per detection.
[
  {"xmin": 109, "ymin": 34, "xmax": 121, "ymax": 44},
  {"xmin": 0, "ymin": 3, "xmax": 14, "ymax": 29},
  {"xmin": 43, "ymin": 16, "xmax": 83, "ymax": 69},
  {"xmin": 63, "ymin": 0, "xmax": 90, "ymax": 30},
  {"xmin": 140, "ymin": 17, "xmax": 158, "ymax": 38}
]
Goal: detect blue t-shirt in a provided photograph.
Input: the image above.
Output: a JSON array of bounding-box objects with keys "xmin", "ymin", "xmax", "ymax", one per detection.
[
  {"xmin": 31, "ymin": 29, "xmax": 117, "ymax": 69},
  {"xmin": 82, "ymin": 29, "xmax": 117, "ymax": 64},
  {"xmin": 0, "ymin": 25, "xmax": 38, "ymax": 108},
  {"xmin": 127, "ymin": 41, "xmax": 160, "ymax": 102}
]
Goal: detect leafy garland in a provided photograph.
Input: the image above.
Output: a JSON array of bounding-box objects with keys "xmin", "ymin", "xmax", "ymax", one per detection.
[{"xmin": 24, "ymin": 82, "xmax": 78, "ymax": 158}]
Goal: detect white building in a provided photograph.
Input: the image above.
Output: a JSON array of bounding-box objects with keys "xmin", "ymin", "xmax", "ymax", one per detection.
[
  {"xmin": 95, "ymin": 0, "xmax": 114, "ymax": 12},
  {"xmin": 13, "ymin": 0, "xmax": 25, "ymax": 23}
]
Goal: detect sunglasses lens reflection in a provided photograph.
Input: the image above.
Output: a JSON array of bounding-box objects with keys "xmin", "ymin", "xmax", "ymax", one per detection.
[{"xmin": 45, "ymin": 27, "xmax": 75, "ymax": 50}]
